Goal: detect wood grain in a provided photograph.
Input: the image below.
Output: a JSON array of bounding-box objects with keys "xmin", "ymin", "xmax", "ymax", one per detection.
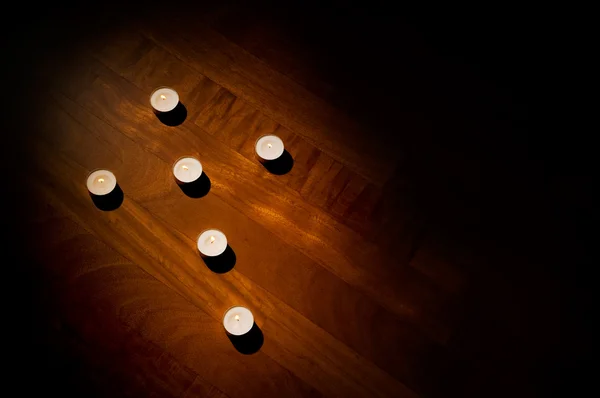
[
  {"xmin": 136, "ymin": 15, "xmax": 399, "ymax": 187},
  {"xmin": 24, "ymin": 201, "xmax": 301, "ymax": 398},
  {"xmin": 10, "ymin": 5, "xmax": 511, "ymax": 398},
  {"xmin": 11, "ymin": 4, "xmax": 585, "ymax": 398},
  {"xmin": 28, "ymin": 98, "xmax": 420, "ymax": 396},
  {"xmin": 88, "ymin": 29, "xmax": 381, "ymax": 238},
  {"xmin": 45, "ymin": 77, "xmax": 436, "ymax": 392},
  {"xmin": 61, "ymin": 47, "xmax": 457, "ymax": 346}
]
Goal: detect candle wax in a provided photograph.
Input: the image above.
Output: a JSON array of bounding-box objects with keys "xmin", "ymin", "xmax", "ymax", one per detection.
[
  {"xmin": 86, "ymin": 169, "xmax": 117, "ymax": 196},
  {"xmin": 173, "ymin": 157, "xmax": 203, "ymax": 183},
  {"xmin": 150, "ymin": 87, "xmax": 179, "ymax": 112},
  {"xmin": 223, "ymin": 306, "xmax": 254, "ymax": 335},
  {"xmin": 197, "ymin": 229, "xmax": 227, "ymax": 257},
  {"xmin": 255, "ymin": 135, "xmax": 284, "ymax": 161}
]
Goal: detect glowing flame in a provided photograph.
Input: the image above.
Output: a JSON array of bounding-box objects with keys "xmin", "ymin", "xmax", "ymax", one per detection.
[
  {"xmin": 234, "ymin": 315, "xmax": 240, "ymax": 321},
  {"xmin": 210, "ymin": 236, "xmax": 216, "ymax": 244},
  {"xmin": 98, "ymin": 178, "xmax": 104, "ymax": 183},
  {"xmin": 267, "ymin": 143, "xmax": 272, "ymax": 148},
  {"xmin": 182, "ymin": 165, "xmax": 188, "ymax": 170},
  {"xmin": 160, "ymin": 94, "xmax": 167, "ymax": 100}
]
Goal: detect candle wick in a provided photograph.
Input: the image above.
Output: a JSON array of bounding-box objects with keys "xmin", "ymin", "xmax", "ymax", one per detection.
[
  {"xmin": 267, "ymin": 143, "xmax": 272, "ymax": 148},
  {"xmin": 98, "ymin": 178, "xmax": 104, "ymax": 183},
  {"xmin": 160, "ymin": 94, "xmax": 166, "ymax": 100},
  {"xmin": 182, "ymin": 165, "xmax": 188, "ymax": 170},
  {"xmin": 235, "ymin": 315, "xmax": 240, "ymax": 321},
  {"xmin": 210, "ymin": 236, "xmax": 215, "ymax": 244}
]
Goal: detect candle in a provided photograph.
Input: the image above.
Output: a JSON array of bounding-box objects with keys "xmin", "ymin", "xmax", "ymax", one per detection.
[
  {"xmin": 173, "ymin": 156, "xmax": 203, "ymax": 184},
  {"xmin": 255, "ymin": 135, "xmax": 284, "ymax": 163},
  {"xmin": 150, "ymin": 87, "xmax": 179, "ymax": 113},
  {"xmin": 223, "ymin": 306, "xmax": 254, "ymax": 336},
  {"xmin": 197, "ymin": 229, "xmax": 227, "ymax": 257},
  {"xmin": 86, "ymin": 169, "xmax": 117, "ymax": 196}
]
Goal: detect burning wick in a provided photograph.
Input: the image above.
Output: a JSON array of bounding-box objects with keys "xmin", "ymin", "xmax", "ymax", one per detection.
[
  {"xmin": 160, "ymin": 94, "xmax": 167, "ymax": 100},
  {"xmin": 210, "ymin": 236, "xmax": 215, "ymax": 244},
  {"xmin": 182, "ymin": 165, "xmax": 188, "ymax": 170},
  {"xmin": 98, "ymin": 178, "xmax": 104, "ymax": 183},
  {"xmin": 234, "ymin": 315, "xmax": 240, "ymax": 321},
  {"xmin": 267, "ymin": 143, "xmax": 272, "ymax": 148}
]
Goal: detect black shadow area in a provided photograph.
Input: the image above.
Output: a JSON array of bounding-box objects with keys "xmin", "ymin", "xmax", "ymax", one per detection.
[
  {"xmin": 177, "ymin": 172, "xmax": 211, "ymax": 198},
  {"xmin": 155, "ymin": 102, "xmax": 187, "ymax": 126},
  {"xmin": 263, "ymin": 150, "xmax": 294, "ymax": 175},
  {"xmin": 227, "ymin": 323, "xmax": 264, "ymax": 355},
  {"xmin": 202, "ymin": 245, "xmax": 236, "ymax": 273},
  {"xmin": 90, "ymin": 184, "xmax": 123, "ymax": 211}
]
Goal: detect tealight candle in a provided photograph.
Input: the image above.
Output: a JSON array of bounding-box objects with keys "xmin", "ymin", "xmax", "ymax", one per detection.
[
  {"xmin": 197, "ymin": 229, "xmax": 227, "ymax": 257},
  {"xmin": 150, "ymin": 87, "xmax": 179, "ymax": 113},
  {"xmin": 173, "ymin": 156, "xmax": 203, "ymax": 184},
  {"xmin": 255, "ymin": 135, "xmax": 284, "ymax": 163},
  {"xmin": 223, "ymin": 306, "xmax": 254, "ymax": 336},
  {"xmin": 86, "ymin": 169, "xmax": 117, "ymax": 196}
]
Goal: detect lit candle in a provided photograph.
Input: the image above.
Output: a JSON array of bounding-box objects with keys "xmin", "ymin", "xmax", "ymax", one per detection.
[
  {"xmin": 223, "ymin": 306, "xmax": 254, "ymax": 336},
  {"xmin": 150, "ymin": 87, "xmax": 179, "ymax": 113},
  {"xmin": 86, "ymin": 169, "xmax": 117, "ymax": 196},
  {"xmin": 255, "ymin": 135, "xmax": 284, "ymax": 163},
  {"xmin": 172, "ymin": 156, "xmax": 203, "ymax": 184},
  {"xmin": 197, "ymin": 229, "xmax": 227, "ymax": 257}
]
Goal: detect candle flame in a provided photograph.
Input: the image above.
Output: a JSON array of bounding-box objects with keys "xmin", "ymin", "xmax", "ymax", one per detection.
[
  {"xmin": 210, "ymin": 236, "xmax": 215, "ymax": 243},
  {"xmin": 182, "ymin": 165, "xmax": 188, "ymax": 170},
  {"xmin": 98, "ymin": 178, "xmax": 104, "ymax": 183},
  {"xmin": 160, "ymin": 94, "xmax": 167, "ymax": 100},
  {"xmin": 234, "ymin": 315, "xmax": 240, "ymax": 321},
  {"xmin": 267, "ymin": 143, "xmax": 272, "ymax": 148}
]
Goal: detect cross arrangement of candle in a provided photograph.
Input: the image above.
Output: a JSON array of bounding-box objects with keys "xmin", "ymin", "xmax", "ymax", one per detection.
[
  {"xmin": 223, "ymin": 306, "xmax": 254, "ymax": 336},
  {"xmin": 150, "ymin": 87, "xmax": 179, "ymax": 113},
  {"xmin": 255, "ymin": 135, "xmax": 284, "ymax": 163},
  {"xmin": 197, "ymin": 229, "xmax": 228, "ymax": 257},
  {"xmin": 85, "ymin": 86, "xmax": 298, "ymax": 348},
  {"xmin": 86, "ymin": 169, "xmax": 117, "ymax": 196},
  {"xmin": 173, "ymin": 156, "xmax": 203, "ymax": 184}
]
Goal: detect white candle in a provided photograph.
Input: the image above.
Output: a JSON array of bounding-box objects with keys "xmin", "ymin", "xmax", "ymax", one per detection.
[
  {"xmin": 150, "ymin": 87, "xmax": 179, "ymax": 113},
  {"xmin": 223, "ymin": 306, "xmax": 254, "ymax": 336},
  {"xmin": 86, "ymin": 169, "xmax": 117, "ymax": 196},
  {"xmin": 197, "ymin": 229, "xmax": 227, "ymax": 257},
  {"xmin": 173, "ymin": 156, "xmax": 203, "ymax": 184},
  {"xmin": 255, "ymin": 135, "xmax": 284, "ymax": 162}
]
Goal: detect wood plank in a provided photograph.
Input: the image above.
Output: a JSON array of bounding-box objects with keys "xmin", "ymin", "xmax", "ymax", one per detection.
[
  {"xmin": 25, "ymin": 204, "xmax": 308, "ymax": 398},
  {"xmin": 299, "ymin": 153, "xmax": 359, "ymax": 211},
  {"xmin": 89, "ymin": 37, "xmax": 222, "ymax": 122},
  {"xmin": 193, "ymin": 88, "xmax": 316, "ymax": 195},
  {"xmin": 40, "ymin": 82, "xmax": 442, "ymax": 396},
  {"xmin": 339, "ymin": 182, "xmax": 386, "ymax": 238},
  {"xmin": 89, "ymin": 32, "xmax": 374, "ymax": 232},
  {"xmin": 26, "ymin": 129, "xmax": 417, "ymax": 397},
  {"xmin": 56, "ymin": 49, "xmax": 455, "ymax": 345},
  {"xmin": 204, "ymin": 4, "xmax": 336, "ymax": 101},
  {"xmin": 193, "ymin": 85, "xmax": 378, "ymax": 230},
  {"xmin": 137, "ymin": 16, "xmax": 398, "ymax": 187},
  {"xmin": 193, "ymin": 82, "xmax": 376, "ymax": 233},
  {"xmin": 53, "ymin": 307, "xmax": 200, "ymax": 398}
]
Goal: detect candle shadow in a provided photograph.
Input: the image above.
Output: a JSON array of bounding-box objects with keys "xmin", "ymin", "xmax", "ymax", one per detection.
[
  {"xmin": 177, "ymin": 172, "xmax": 211, "ymax": 198},
  {"xmin": 202, "ymin": 245, "xmax": 236, "ymax": 274},
  {"xmin": 263, "ymin": 150, "xmax": 294, "ymax": 175},
  {"xmin": 90, "ymin": 184, "xmax": 124, "ymax": 211},
  {"xmin": 155, "ymin": 102, "xmax": 187, "ymax": 126},
  {"xmin": 227, "ymin": 322, "xmax": 264, "ymax": 355}
]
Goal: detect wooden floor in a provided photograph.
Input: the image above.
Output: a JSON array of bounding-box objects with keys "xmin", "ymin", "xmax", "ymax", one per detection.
[{"xmin": 4, "ymin": 2, "xmax": 592, "ymax": 397}]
